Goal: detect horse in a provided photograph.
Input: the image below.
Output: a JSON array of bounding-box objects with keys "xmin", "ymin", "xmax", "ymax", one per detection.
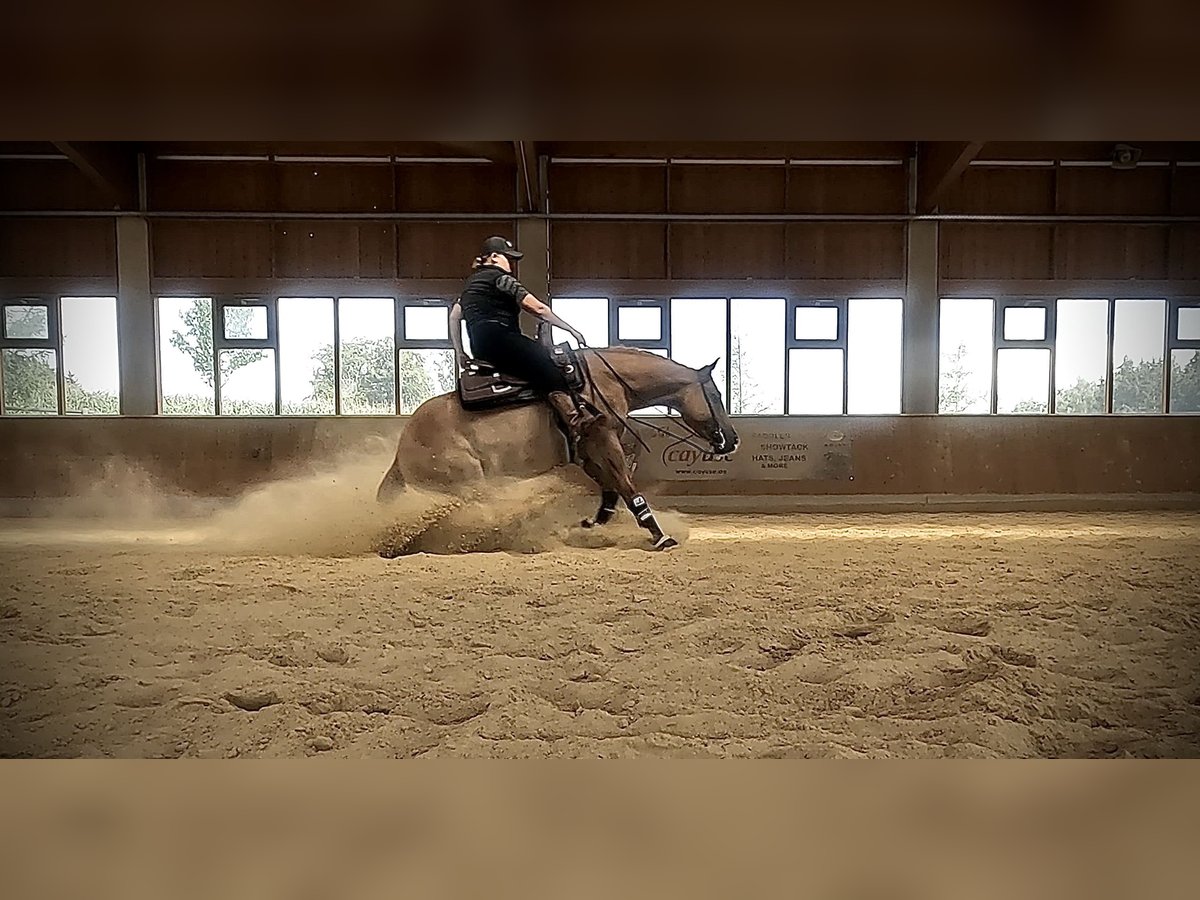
[{"xmin": 375, "ymin": 346, "xmax": 740, "ymax": 553}]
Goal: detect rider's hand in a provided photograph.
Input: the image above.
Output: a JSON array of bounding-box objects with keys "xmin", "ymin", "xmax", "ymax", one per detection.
[{"xmin": 570, "ymin": 329, "xmax": 588, "ymax": 347}]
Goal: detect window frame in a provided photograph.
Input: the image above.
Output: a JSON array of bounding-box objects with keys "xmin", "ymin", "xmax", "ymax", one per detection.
[
  {"xmin": 213, "ymin": 297, "xmax": 280, "ymax": 416},
  {"xmin": 1166, "ymin": 298, "xmax": 1200, "ymax": 415},
  {"xmin": 938, "ymin": 293, "xmax": 1197, "ymax": 416},
  {"xmin": 1111, "ymin": 296, "xmax": 1169, "ymax": 415},
  {"xmin": 611, "ymin": 299, "xmax": 671, "ymax": 354},
  {"xmin": 397, "ymin": 299, "xmax": 453, "ymax": 350},
  {"xmin": 786, "ymin": 298, "xmax": 847, "ymax": 415},
  {"xmin": 0, "ymin": 295, "xmax": 65, "ymax": 415},
  {"xmin": 395, "ymin": 298, "xmax": 455, "ymax": 415},
  {"xmin": 992, "ymin": 298, "xmax": 1057, "ymax": 414}
]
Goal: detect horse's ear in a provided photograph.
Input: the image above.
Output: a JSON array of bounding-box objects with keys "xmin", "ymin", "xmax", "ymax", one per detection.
[{"xmin": 702, "ymin": 359, "xmax": 719, "ymax": 374}]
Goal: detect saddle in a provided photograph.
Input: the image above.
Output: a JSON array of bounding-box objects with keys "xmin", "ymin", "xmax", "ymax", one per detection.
[{"xmin": 457, "ymin": 342, "xmax": 586, "ymax": 411}]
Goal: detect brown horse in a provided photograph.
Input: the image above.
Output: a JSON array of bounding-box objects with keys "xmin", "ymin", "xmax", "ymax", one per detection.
[{"xmin": 376, "ymin": 347, "xmax": 739, "ymax": 551}]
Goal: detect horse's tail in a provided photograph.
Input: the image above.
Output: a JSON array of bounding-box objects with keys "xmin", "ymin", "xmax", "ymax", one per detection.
[{"xmin": 376, "ymin": 458, "xmax": 407, "ymax": 503}]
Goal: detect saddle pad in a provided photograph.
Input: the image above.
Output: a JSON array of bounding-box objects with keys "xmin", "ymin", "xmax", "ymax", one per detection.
[{"xmin": 458, "ymin": 343, "xmax": 584, "ymax": 411}]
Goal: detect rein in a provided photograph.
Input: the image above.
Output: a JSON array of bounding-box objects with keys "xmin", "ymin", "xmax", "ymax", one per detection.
[{"xmin": 576, "ymin": 348, "xmax": 723, "ymax": 457}]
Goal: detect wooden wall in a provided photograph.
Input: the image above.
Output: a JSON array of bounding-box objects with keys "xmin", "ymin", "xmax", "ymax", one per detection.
[
  {"xmin": 2, "ymin": 145, "xmax": 1199, "ymax": 294},
  {"xmin": 144, "ymin": 161, "xmax": 518, "ymax": 282},
  {"xmin": 1, "ymin": 415, "xmax": 1196, "ymax": 501},
  {"xmin": 0, "ymin": 159, "xmax": 519, "ymax": 286},
  {"xmin": 548, "ymin": 162, "xmax": 908, "ymax": 285},
  {"xmin": 939, "ymin": 165, "xmax": 1198, "ymax": 283}
]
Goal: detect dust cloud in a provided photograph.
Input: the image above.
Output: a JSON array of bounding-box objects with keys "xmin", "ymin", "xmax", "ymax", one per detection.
[{"xmin": 40, "ymin": 444, "xmax": 689, "ymax": 558}]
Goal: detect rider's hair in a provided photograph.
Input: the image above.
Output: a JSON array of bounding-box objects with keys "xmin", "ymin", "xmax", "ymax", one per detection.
[{"xmin": 471, "ymin": 255, "xmax": 486, "ymax": 270}]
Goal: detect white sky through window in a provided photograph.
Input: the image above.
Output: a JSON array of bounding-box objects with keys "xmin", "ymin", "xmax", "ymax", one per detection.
[
  {"xmin": 61, "ymin": 297, "xmax": 119, "ymax": 395},
  {"xmin": 140, "ymin": 292, "xmax": 1176, "ymax": 417}
]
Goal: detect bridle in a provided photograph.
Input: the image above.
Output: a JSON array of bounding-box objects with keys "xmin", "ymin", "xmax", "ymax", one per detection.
[{"xmin": 577, "ymin": 349, "xmax": 733, "ymax": 458}]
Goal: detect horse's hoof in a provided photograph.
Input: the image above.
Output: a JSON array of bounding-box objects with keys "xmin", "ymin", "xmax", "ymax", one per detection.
[
  {"xmin": 652, "ymin": 536, "xmax": 678, "ymax": 551},
  {"xmin": 580, "ymin": 518, "xmax": 595, "ymax": 529}
]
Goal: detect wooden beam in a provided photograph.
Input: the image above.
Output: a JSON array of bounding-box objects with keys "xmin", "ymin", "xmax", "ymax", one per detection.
[
  {"xmin": 52, "ymin": 141, "xmax": 138, "ymax": 209},
  {"xmin": 916, "ymin": 141, "xmax": 984, "ymax": 213},
  {"xmin": 541, "ymin": 141, "xmax": 912, "ymax": 160},
  {"xmin": 428, "ymin": 141, "xmax": 514, "ymax": 163},
  {"xmin": 514, "ymin": 140, "xmax": 542, "ymax": 212}
]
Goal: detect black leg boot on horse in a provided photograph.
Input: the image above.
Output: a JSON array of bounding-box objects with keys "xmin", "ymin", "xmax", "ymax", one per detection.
[{"xmin": 577, "ymin": 425, "xmax": 678, "ymax": 550}]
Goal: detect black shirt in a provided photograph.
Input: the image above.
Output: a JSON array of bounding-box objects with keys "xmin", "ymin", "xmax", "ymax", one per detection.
[{"xmin": 458, "ymin": 265, "xmax": 529, "ymax": 331}]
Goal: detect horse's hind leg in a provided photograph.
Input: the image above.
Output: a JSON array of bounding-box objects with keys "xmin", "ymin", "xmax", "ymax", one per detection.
[
  {"xmin": 376, "ymin": 458, "xmax": 406, "ymax": 503},
  {"xmin": 581, "ymin": 429, "xmax": 676, "ymax": 550}
]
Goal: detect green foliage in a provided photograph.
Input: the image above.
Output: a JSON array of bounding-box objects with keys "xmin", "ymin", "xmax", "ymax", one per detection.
[
  {"xmin": 168, "ymin": 299, "xmax": 265, "ymax": 388},
  {"xmin": 5, "ymin": 305, "xmax": 50, "ymax": 340},
  {"xmin": 161, "ymin": 392, "xmax": 216, "ymax": 416},
  {"xmin": 158, "ymin": 296, "xmax": 455, "ymax": 415},
  {"xmin": 1171, "ymin": 350, "xmax": 1200, "ymax": 413},
  {"xmin": 309, "ymin": 337, "xmax": 393, "ymax": 413},
  {"xmin": 306, "ymin": 338, "xmax": 455, "ymax": 414},
  {"xmin": 1004, "ymin": 355, "xmax": 1200, "ymax": 414},
  {"xmin": 2, "ymin": 344, "xmax": 119, "ymax": 417},
  {"xmin": 1053, "ymin": 377, "xmax": 1106, "ymax": 415},
  {"xmin": 2, "ymin": 349, "xmax": 58, "ymax": 414}
]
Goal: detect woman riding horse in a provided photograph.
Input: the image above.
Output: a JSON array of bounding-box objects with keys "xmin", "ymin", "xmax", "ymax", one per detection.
[
  {"xmin": 448, "ymin": 236, "xmax": 599, "ymax": 454},
  {"xmin": 375, "ymin": 236, "xmax": 740, "ymax": 553}
]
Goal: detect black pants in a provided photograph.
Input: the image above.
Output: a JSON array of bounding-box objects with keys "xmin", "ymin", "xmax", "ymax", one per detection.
[{"xmin": 468, "ymin": 321, "xmax": 570, "ymax": 394}]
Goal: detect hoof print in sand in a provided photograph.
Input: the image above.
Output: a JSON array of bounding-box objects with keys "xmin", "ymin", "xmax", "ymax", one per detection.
[
  {"xmin": 937, "ymin": 614, "xmax": 992, "ymax": 638},
  {"xmin": 224, "ymin": 690, "xmax": 282, "ymax": 712},
  {"xmin": 317, "ymin": 646, "xmax": 349, "ymax": 665}
]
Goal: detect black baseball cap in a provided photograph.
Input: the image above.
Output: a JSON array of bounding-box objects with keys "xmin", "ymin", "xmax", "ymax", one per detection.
[{"xmin": 481, "ymin": 235, "xmax": 523, "ymax": 260}]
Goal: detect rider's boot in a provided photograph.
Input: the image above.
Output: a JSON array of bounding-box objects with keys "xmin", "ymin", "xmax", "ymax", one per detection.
[{"xmin": 547, "ymin": 391, "xmax": 599, "ymax": 462}]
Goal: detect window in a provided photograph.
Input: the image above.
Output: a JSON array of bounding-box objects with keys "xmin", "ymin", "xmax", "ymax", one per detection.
[
  {"xmin": 1053, "ymin": 299, "xmax": 1109, "ymax": 414},
  {"xmin": 1, "ymin": 300, "xmax": 58, "ymax": 415},
  {"xmin": 617, "ymin": 306, "xmax": 662, "ymax": 342},
  {"xmin": 788, "ymin": 349, "xmax": 843, "ymax": 414},
  {"xmin": 215, "ymin": 299, "xmax": 276, "ymax": 416},
  {"xmin": 1179, "ymin": 307, "xmax": 1200, "ymax": 342},
  {"xmin": 404, "ymin": 305, "xmax": 449, "ymax": 342},
  {"xmin": 398, "ymin": 301, "xmax": 455, "ymax": 415},
  {"xmin": 996, "ymin": 349, "xmax": 1051, "ymax": 413},
  {"xmin": 938, "ymin": 298, "xmax": 994, "ymax": 414},
  {"xmin": 157, "ymin": 295, "xmax": 459, "ymax": 417},
  {"xmin": 223, "ymin": 304, "xmax": 268, "ymax": 341},
  {"xmin": 729, "ymin": 298, "xmax": 785, "ymax": 415},
  {"xmin": 1003, "ymin": 306, "xmax": 1046, "ymax": 341},
  {"xmin": 338, "ymin": 298, "xmax": 396, "ymax": 415},
  {"xmin": 60, "ymin": 297, "xmax": 120, "ymax": 415},
  {"xmin": 787, "ymin": 300, "xmax": 844, "ymax": 415},
  {"xmin": 939, "ymin": 295, "xmax": 1195, "ymax": 416},
  {"xmin": 158, "ymin": 297, "xmax": 215, "ymax": 414},
  {"xmin": 847, "ymin": 298, "xmax": 902, "ymax": 414},
  {"xmin": 670, "ymin": 298, "xmax": 727, "ymax": 398},
  {"xmin": 794, "ymin": 306, "xmax": 839, "ymax": 341},
  {"xmin": 995, "ymin": 301, "xmax": 1054, "ymax": 414},
  {"xmin": 613, "ymin": 301, "xmax": 668, "ymax": 349},
  {"xmin": 551, "ymin": 298, "xmax": 609, "ymax": 348},
  {"xmin": 1112, "ymin": 299, "xmax": 1166, "ymax": 414},
  {"xmin": 279, "ymin": 297, "xmax": 335, "ymax": 415},
  {"xmin": 1168, "ymin": 301, "xmax": 1200, "ymax": 414},
  {"xmin": 4, "ymin": 303, "xmax": 50, "ymax": 340},
  {"xmin": 1, "ymin": 296, "xmax": 121, "ymax": 417}
]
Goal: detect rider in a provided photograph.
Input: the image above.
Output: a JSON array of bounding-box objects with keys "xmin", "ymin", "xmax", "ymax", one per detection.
[{"xmin": 449, "ymin": 236, "xmax": 599, "ymax": 450}]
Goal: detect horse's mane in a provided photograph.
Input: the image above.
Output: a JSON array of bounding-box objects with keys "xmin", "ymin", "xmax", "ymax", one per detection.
[
  {"xmin": 579, "ymin": 345, "xmax": 701, "ymax": 393},
  {"xmin": 582, "ymin": 345, "xmax": 696, "ymax": 374}
]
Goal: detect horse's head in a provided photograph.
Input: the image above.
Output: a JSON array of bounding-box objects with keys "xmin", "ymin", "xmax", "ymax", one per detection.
[{"xmin": 676, "ymin": 360, "xmax": 740, "ymax": 456}]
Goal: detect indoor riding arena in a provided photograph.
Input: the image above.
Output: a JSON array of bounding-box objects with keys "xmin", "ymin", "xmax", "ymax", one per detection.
[{"xmin": 1, "ymin": 141, "xmax": 1198, "ymax": 758}]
